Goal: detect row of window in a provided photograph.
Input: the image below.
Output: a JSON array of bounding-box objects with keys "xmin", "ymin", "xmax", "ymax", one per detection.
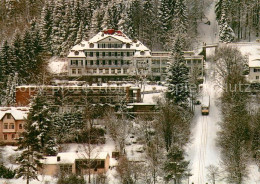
[
  {"xmin": 97, "ymin": 43, "xmax": 125, "ymax": 48},
  {"xmin": 253, "ymin": 68, "xmax": 260, "ymax": 72},
  {"xmin": 3, "ymin": 134, "xmax": 16, "ymax": 140},
  {"xmin": 3, "ymin": 123, "xmax": 23, "ymax": 129},
  {"xmin": 71, "ymin": 60, "xmax": 131, "ymax": 66},
  {"xmin": 186, "ymin": 59, "xmax": 202, "ymax": 64},
  {"xmin": 87, "ymin": 60, "xmax": 131, "ymax": 66},
  {"xmin": 152, "ymin": 59, "xmax": 202, "ymax": 65},
  {"xmin": 72, "ymin": 68, "xmax": 129, "ymax": 75},
  {"xmin": 85, "ymin": 52, "xmax": 134, "ymax": 57}
]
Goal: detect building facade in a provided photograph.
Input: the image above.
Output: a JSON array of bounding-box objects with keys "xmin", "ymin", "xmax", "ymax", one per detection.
[
  {"xmin": 0, "ymin": 107, "xmax": 29, "ymax": 145},
  {"xmin": 67, "ymin": 30, "xmax": 204, "ymax": 82},
  {"xmin": 151, "ymin": 51, "xmax": 204, "ymax": 81},
  {"xmin": 16, "ymin": 85, "xmax": 141, "ymax": 108},
  {"xmin": 67, "ymin": 29, "xmax": 151, "ymax": 82},
  {"xmin": 248, "ymin": 56, "xmax": 260, "ymax": 83}
]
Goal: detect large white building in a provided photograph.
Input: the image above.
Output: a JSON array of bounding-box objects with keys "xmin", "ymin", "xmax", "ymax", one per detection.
[
  {"xmin": 67, "ymin": 29, "xmax": 204, "ymax": 82},
  {"xmin": 67, "ymin": 29, "xmax": 151, "ymax": 82}
]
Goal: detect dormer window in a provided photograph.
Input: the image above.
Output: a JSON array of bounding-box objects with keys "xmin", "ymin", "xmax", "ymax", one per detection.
[
  {"xmin": 140, "ymin": 51, "xmax": 145, "ymax": 55},
  {"xmin": 7, "ymin": 114, "xmax": 12, "ymax": 119},
  {"xmin": 74, "ymin": 51, "xmax": 79, "ymax": 55},
  {"xmin": 126, "ymin": 43, "xmax": 131, "ymax": 48},
  {"xmin": 90, "ymin": 43, "xmax": 94, "ymax": 48}
]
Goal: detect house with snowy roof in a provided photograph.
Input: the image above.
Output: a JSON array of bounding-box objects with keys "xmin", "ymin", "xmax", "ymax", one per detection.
[
  {"xmin": 0, "ymin": 107, "xmax": 29, "ymax": 145},
  {"xmin": 67, "ymin": 29, "xmax": 152, "ymax": 82},
  {"xmin": 39, "ymin": 151, "xmax": 110, "ymax": 176},
  {"xmin": 248, "ymin": 56, "xmax": 260, "ymax": 83}
]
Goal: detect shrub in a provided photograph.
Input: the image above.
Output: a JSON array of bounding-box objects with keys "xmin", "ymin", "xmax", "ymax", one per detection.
[
  {"xmin": 0, "ymin": 165, "xmax": 16, "ymax": 179},
  {"xmin": 57, "ymin": 174, "xmax": 85, "ymax": 184}
]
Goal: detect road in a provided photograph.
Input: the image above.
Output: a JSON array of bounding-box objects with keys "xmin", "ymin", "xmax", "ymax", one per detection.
[{"xmin": 186, "ymin": 59, "xmax": 222, "ymax": 184}]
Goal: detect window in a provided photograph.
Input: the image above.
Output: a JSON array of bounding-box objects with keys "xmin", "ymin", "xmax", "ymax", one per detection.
[
  {"xmin": 96, "ymin": 52, "xmax": 99, "ymax": 57},
  {"xmin": 121, "ymin": 60, "xmax": 124, "ymax": 65},
  {"xmin": 60, "ymin": 165, "xmax": 72, "ymax": 174},
  {"xmin": 102, "ymin": 52, "xmax": 105, "ymax": 57},
  {"xmin": 19, "ymin": 124, "xmax": 23, "ymax": 129},
  {"xmin": 198, "ymin": 60, "xmax": 202, "ymax": 64},
  {"xmin": 90, "ymin": 52, "xmax": 93, "ymax": 57},
  {"xmin": 96, "ymin": 61, "xmax": 99, "ymax": 65},
  {"xmin": 71, "ymin": 60, "xmax": 78, "ymax": 66},
  {"xmin": 115, "ymin": 60, "xmax": 118, "ymax": 65},
  {"xmin": 256, "ymin": 76, "xmax": 259, "ymax": 80},
  {"xmin": 85, "ymin": 61, "xmax": 88, "ymax": 65},
  {"xmin": 254, "ymin": 68, "xmax": 260, "ymax": 72},
  {"xmin": 123, "ymin": 69, "xmax": 127, "ymax": 74},
  {"xmin": 115, "ymin": 52, "xmax": 118, "ymax": 57},
  {"xmin": 102, "ymin": 60, "xmax": 106, "ymax": 65},
  {"xmin": 89, "ymin": 43, "xmax": 94, "ymax": 48},
  {"xmin": 111, "ymin": 69, "xmax": 115, "ymax": 74},
  {"xmin": 78, "ymin": 69, "xmax": 82, "ymax": 74},
  {"xmin": 9, "ymin": 123, "xmax": 14, "ymax": 129},
  {"xmin": 121, "ymin": 52, "xmax": 124, "ymax": 56},
  {"xmin": 187, "ymin": 60, "xmax": 191, "ymax": 64},
  {"xmin": 4, "ymin": 123, "xmax": 8, "ymax": 129},
  {"xmin": 72, "ymin": 69, "xmax": 76, "ymax": 74},
  {"xmin": 127, "ymin": 52, "xmax": 130, "ymax": 57},
  {"xmin": 193, "ymin": 60, "xmax": 197, "ymax": 64},
  {"xmin": 109, "ymin": 52, "xmax": 112, "ymax": 56},
  {"xmin": 140, "ymin": 51, "xmax": 145, "ymax": 55},
  {"xmin": 74, "ymin": 51, "xmax": 79, "ymax": 55},
  {"xmin": 109, "ymin": 60, "xmax": 112, "ymax": 65},
  {"xmin": 4, "ymin": 135, "xmax": 7, "ymax": 140},
  {"xmin": 11, "ymin": 134, "xmax": 15, "ymax": 140},
  {"xmin": 90, "ymin": 60, "xmax": 93, "ymax": 65},
  {"xmin": 126, "ymin": 43, "xmax": 131, "ymax": 48},
  {"xmin": 7, "ymin": 114, "xmax": 12, "ymax": 119}
]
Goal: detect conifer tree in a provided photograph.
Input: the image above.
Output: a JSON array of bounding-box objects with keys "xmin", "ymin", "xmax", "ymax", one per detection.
[
  {"xmin": 166, "ymin": 35, "xmax": 190, "ymax": 107},
  {"xmin": 16, "ymin": 95, "xmax": 48, "ymax": 184},
  {"xmin": 0, "ymin": 40, "xmax": 12, "ymax": 76},
  {"xmin": 28, "ymin": 93, "xmax": 57, "ymax": 156},
  {"xmin": 11, "ymin": 32, "xmax": 23, "ymax": 76},
  {"xmin": 159, "ymin": 0, "xmax": 176, "ymax": 41},
  {"xmin": 164, "ymin": 144, "xmax": 189, "ymax": 184},
  {"xmin": 219, "ymin": 12, "xmax": 235, "ymax": 43},
  {"xmin": 40, "ymin": 1, "xmax": 53, "ymax": 53}
]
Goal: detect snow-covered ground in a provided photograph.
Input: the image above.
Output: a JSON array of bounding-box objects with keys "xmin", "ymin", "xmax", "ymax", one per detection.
[
  {"xmin": 186, "ymin": 58, "xmax": 223, "ymax": 184},
  {"xmin": 48, "ymin": 57, "xmax": 68, "ymax": 74}
]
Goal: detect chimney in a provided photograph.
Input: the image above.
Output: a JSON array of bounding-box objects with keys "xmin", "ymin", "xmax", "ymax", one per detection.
[{"xmin": 57, "ymin": 156, "xmax": 60, "ymax": 162}]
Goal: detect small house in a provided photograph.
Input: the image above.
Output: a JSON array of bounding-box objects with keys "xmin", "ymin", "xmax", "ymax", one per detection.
[
  {"xmin": 0, "ymin": 107, "xmax": 29, "ymax": 145},
  {"xmin": 40, "ymin": 152, "xmax": 110, "ymax": 176}
]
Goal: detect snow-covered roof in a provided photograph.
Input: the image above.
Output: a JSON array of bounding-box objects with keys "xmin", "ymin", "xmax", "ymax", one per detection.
[
  {"xmin": 0, "ymin": 107, "xmax": 29, "ymax": 120},
  {"xmin": 249, "ymin": 56, "xmax": 260, "ymax": 68},
  {"xmin": 68, "ymin": 30, "xmax": 151, "ymax": 55},
  {"xmin": 42, "ymin": 152, "xmax": 109, "ymax": 165},
  {"xmin": 89, "ymin": 31, "xmax": 132, "ymax": 44}
]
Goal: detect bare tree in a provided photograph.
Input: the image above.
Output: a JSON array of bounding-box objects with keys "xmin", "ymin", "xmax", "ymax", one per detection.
[
  {"xmin": 206, "ymin": 165, "xmax": 221, "ymax": 184},
  {"xmin": 105, "ymin": 112, "xmax": 129, "ymax": 154}
]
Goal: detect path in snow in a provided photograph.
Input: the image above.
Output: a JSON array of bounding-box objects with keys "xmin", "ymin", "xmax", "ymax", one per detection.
[
  {"xmin": 198, "ymin": 0, "xmax": 219, "ymax": 45},
  {"xmin": 187, "ymin": 59, "xmax": 222, "ymax": 184}
]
